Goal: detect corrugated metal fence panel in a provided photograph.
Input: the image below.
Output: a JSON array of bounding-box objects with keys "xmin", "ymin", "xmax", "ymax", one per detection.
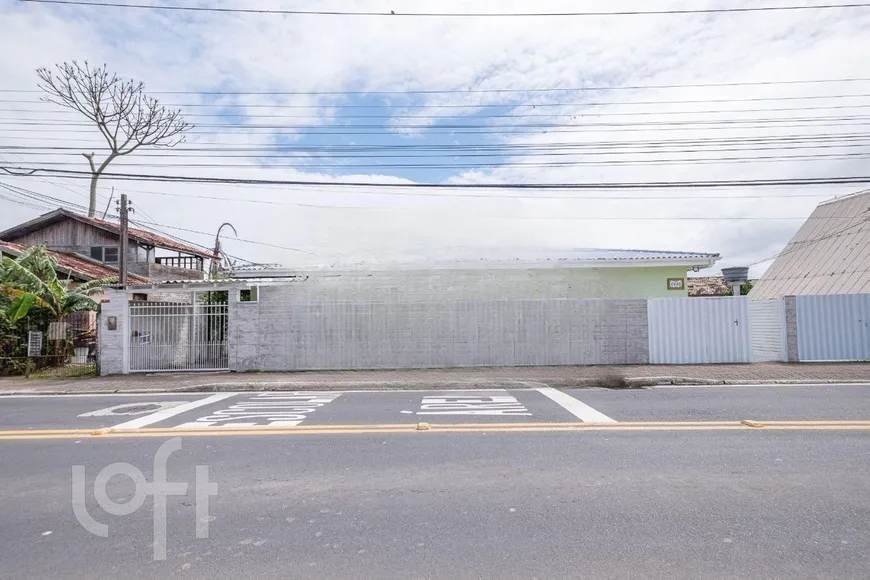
[
  {"xmin": 749, "ymin": 299, "xmax": 786, "ymax": 362},
  {"xmin": 648, "ymin": 297, "xmax": 750, "ymax": 364},
  {"xmin": 796, "ymin": 294, "xmax": 870, "ymax": 361}
]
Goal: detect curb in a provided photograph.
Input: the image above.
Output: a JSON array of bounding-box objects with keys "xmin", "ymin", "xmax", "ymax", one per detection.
[{"xmin": 0, "ymin": 377, "xmax": 867, "ymax": 396}]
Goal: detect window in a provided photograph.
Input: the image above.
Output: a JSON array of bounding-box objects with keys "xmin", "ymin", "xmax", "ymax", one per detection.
[
  {"xmin": 240, "ymin": 287, "xmax": 259, "ymax": 303},
  {"xmin": 89, "ymin": 246, "xmax": 119, "ymax": 263}
]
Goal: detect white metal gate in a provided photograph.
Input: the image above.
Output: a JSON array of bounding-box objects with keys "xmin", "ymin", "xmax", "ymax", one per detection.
[
  {"xmin": 749, "ymin": 298, "xmax": 786, "ymax": 362},
  {"xmin": 796, "ymin": 294, "xmax": 870, "ymax": 361},
  {"xmin": 129, "ymin": 301, "xmax": 229, "ymax": 372},
  {"xmin": 648, "ymin": 297, "xmax": 751, "ymax": 364}
]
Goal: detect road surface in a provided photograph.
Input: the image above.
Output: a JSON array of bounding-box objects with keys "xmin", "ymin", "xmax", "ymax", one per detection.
[{"xmin": 0, "ymin": 383, "xmax": 868, "ymax": 579}]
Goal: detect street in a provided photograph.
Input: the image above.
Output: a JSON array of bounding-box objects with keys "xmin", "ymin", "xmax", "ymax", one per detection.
[{"xmin": 0, "ymin": 384, "xmax": 868, "ymax": 579}]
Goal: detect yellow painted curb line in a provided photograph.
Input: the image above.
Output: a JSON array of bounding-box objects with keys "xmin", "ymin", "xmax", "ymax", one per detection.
[{"xmin": 0, "ymin": 420, "xmax": 869, "ymax": 440}]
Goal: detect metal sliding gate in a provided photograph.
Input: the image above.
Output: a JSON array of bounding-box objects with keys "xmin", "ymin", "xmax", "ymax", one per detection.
[{"xmin": 128, "ymin": 299, "xmax": 229, "ymax": 372}]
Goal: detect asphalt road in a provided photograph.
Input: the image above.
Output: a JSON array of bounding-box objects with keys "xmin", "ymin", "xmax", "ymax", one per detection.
[{"xmin": 0, "ymin": 384, "xmax": 868, "ymax": 579}]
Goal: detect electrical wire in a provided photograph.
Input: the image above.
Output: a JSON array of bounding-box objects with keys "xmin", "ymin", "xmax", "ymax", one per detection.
[
  {"xmin": 4, "ymin": 165, "xmax": 870, "ymax": 190},
  {"xmin": 17, "ymin": 0, "xmax": 870, "ymax": 18}
]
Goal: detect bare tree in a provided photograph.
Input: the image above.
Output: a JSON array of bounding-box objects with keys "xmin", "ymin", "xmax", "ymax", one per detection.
[{"xmin": 37, "ymin": 61, "xmax": 192, "ymax": 217}]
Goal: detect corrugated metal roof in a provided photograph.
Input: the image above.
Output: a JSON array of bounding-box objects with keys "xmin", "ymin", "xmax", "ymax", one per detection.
[
  {"xmin": 294, "ymin": 248, "xmax": 720, "ymax": 272},
  {"xmin": 751, "ymin": 189, "xmax": 870, "ymax": 299},
  {"xmin": 0, "ymin": 240, "xmax": 150, "ymax": 283}
]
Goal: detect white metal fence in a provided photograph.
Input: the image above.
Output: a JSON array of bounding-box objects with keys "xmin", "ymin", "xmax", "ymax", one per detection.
[
  {"xmin": 648, "ymin": 297, "xmax": 751, "ymax": 364},
  {"xmin": 796, "ymin": 294, "xmax": 870, "ymax": 361},
  {"xmin": 749, "ymin": 299, "xmax": 786, "ymax": 362},
  {"xmin": 129, "ymin": 301, "xmax": 229, "ymax": 372}
]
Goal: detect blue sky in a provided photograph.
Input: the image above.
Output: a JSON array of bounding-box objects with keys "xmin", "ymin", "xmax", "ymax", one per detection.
[{"xmin": 1, "ymin": 0, "xmax": 869, "ymax": 271}]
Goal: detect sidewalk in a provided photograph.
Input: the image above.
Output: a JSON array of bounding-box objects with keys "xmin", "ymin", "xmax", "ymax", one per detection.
[{"xmin": 0, "ymin": 362, "xmax": 868, "ymax": 394}]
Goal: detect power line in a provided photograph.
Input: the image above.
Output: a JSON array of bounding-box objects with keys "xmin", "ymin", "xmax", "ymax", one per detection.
[
  {"xmin": 4, "ymin": 165, "xmax": 870, "ymax": 190},
  {"xmin": 6, "ymin": 93, "xmax": 870, "ymax": 110},
  {"xmin": 5, "ymin": 74, "xmax": 870, "ymax": 96},
  {"xmin": 7, "ymin": 121, "xmax": 869, "ymax": 137},
  {"xmin": 114, "ymin": 185, "xmax": 838, "ymax": 205},
  {"xmin": 0, "ymin": 178, "xmax": 316, "ymax": 259},
  {"xmin": 8, "ymin": 102, "xmax": 870, "ymax": 121},
  {"xmin": 15, "ymin": 152, "xmax": 870, "ymax": 169},
  {"xmin": 5, "ymin": 113, "xmax": 870, "ymax": 130},
  {"xmin": 16, "ymin": 0, "xmax": 870, "ymax": 18},
  {"xmin": 749, "ymin": 218, "xmax": 869, "ymax": 266},
  {"xmin": 8, "ymin": 142, "xmax": 870, "ymax": 161},
  {"xmin": 5, "ymin": 132, "xmax": 870, "ymax": 153}
]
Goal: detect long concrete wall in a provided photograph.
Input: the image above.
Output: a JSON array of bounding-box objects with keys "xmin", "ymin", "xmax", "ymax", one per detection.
[{"xmin": 229, "ymin": 285, "xmax": 649, "ymax": 371}]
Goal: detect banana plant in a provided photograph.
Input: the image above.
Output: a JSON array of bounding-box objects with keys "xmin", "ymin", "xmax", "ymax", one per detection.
[{"xmin": 0, "ymin": 246, "xmax": 115, "ymax": 322}]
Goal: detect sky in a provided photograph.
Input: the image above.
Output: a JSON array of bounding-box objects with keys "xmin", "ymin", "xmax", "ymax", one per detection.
[{"xmin": 1, "ymin": 0, "xmax": 869, "ymax": 276}]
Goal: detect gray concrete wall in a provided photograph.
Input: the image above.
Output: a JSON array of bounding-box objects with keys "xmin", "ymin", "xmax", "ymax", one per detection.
[{"xmin": 229, "ymin": 284, "xmax": 649, "ymax": 371}]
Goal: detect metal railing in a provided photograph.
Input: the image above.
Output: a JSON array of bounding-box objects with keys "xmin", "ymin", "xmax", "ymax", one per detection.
[
  {"xmin": 129, "ymin": 302, "xmax": 228, "ymax": 372},
  {"xmin": 154, "ymin": 256, "xmax": 203, "ymax": 270}
]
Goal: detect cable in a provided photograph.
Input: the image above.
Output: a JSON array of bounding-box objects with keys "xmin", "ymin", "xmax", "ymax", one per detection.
[
  {"xmin": 749, "ymin": 217, "xmax": 868, "ymax": 266},
  {"xmin": 17, "ymin": 0, "xmax": 870, "ymax": 18},
  {"xmin": 6, "ymin": 132, "xmax": 870, "ymax": 154},
  {"xmin": 7, "ymin": 121, "xmax": 870, "ymax": 137},
  {"xmin": 8, "ymin": 141, "xmax": 870, "ymax": 161},
  {"xmin": 15, "ymin": 151, "xmax": 870, "ymax": 169},
  {"xmin": 7, "ymin": 93, "xmax": 870, "ymax": 110},
  {"xmin": 1, "ymin": 177, "xmax": 840, "ymax": 222},
  {"xmin": 9, "ymin": 102, "xmax": 870, "ymax": 121},
  {"xmin": 128, "ymin": 218, "xmax": 321, "ymax": 256},
  {"xmin": 5, "ymin": 165, "xmax": 870, "ymax": 190},
  {"xmin": 6, "ymin": 132, "xmax": 870, "ymax": 152},
  {"xmin": 6, "ymin": 113, "xmax": 870, "ymax": 130},
  {"xmin": 113, "ymin": 186, "xmax": 839, "ymax": 205}
]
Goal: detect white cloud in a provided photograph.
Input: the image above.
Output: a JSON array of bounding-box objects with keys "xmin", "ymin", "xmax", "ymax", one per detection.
[{"xmin": 1, "ymin": 0, "xmax": 869, "ymax": 276}]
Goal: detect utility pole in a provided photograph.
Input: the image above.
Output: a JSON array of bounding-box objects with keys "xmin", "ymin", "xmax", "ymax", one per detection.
[{"xmin": 117, "ymin": 194, "xmax": 130, "ymax": 289}]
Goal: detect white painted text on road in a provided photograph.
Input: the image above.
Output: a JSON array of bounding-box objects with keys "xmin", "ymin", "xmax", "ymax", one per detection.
[
  {"xmin": 175, "ymin": 392, "xmax": 341, "ymax": 427},
  {"xmin": 417, "ymin": 395, "xmax": 531, "ymax": 416}
]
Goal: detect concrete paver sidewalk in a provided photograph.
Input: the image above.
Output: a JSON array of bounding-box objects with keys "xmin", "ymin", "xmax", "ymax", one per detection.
[{"xmin": 0, "ymin": 362, "xmax": 868, "ymax": 394}]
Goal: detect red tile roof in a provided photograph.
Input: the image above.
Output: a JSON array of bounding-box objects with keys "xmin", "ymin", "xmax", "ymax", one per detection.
[
  {"xmin": 0, "ymin": 241, "xmax": 149, "ymax": 283},
  {"xmin": 0, "ymin": 209, "xmax": 213, "ymax": 259}
]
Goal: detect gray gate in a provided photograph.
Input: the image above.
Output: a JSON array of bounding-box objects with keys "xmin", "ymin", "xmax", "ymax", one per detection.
[
  {"xmin": 796, "ymin": 294, "xmax": 870, "ymax": 361},
  {"xmin": 129, "ymin": 300, "xmax": 228, "ymax": 372}
]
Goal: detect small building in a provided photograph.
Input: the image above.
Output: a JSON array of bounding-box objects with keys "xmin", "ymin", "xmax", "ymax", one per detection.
[
  {"xmin": 0, "ymin": 208, "xmax": 213, "ymax": 283},
  {"xmin": 751, "ymin": 189, "xmax": 870, "ymax": 299},
  {"xmin": 0, "ymin": 240, "xmax": 149, "ymax": 286},
  {"xmin": 228, "ymin": 248, "xmax": 721, "ymax": 300}
]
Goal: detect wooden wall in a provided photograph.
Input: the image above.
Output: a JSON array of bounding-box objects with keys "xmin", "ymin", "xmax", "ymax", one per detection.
[{"xmin": 12, "ymin": 219, "xmax": 118, "ymax": 253}]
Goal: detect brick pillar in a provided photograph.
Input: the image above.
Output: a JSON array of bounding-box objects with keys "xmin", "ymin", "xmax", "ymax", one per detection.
[{"xmin": 783, "ymin": 296, "xmax": 799, "ymax": 362}]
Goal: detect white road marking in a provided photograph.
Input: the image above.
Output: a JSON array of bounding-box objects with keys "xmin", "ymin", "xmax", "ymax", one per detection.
[
  {"xmin": 175, "ymin": 392, "xmax": 342, "ymax": 428},
  {"xmin": 111, "ymin": 393, "xmax": 237, "ymax": 429},
  {"xmin": 79, "ymin": 401, "xmax": 186, "ymax": 417},
  {"xmin": 416, "ymin": 395, "xmax": 531, "ymax": 416},
  {"xmin": 535, "ymin": 387, "xmax": 616, "ymax": 423}
]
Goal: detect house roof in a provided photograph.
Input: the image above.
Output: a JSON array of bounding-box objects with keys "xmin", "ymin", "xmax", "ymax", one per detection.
[
  {"xmin": 0, "ymin": 208, "xmax": 213, "ymax": 259},
  {"xmin": 688, "ymin": 276, "xmax": 730, "ymax": 297},
  {"xmin": 751, "ymin": 189, "xmax": 870, "ymax": 299},
  {"xmin": 0, "ymin": 240, "xmax": 149, "ymax": 283},
  {"xmin": 291, "ymin": 248, "xmax": 721, "ymax": 272}
]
